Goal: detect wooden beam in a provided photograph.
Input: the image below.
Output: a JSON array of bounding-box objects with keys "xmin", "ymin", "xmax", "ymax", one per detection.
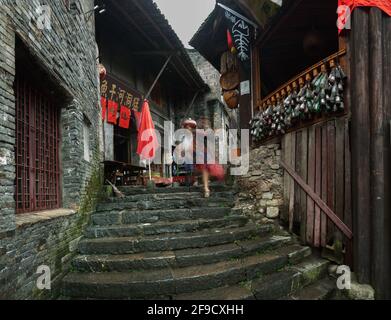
[
  {"xmin": 280, "ymin": 160, "xmax": 353, "ymax": 240},
  {"xmin": 145, "ymin": 55, "xmax": 172, "ymax": 100}
]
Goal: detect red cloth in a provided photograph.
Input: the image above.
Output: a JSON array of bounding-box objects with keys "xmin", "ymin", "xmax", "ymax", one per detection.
[
  {"xmin": 107, "ymin": 100, "xmax": 118, "ymax": 124},
  {"xmin": 208, "ymin": 164, "xmax": 225, "ymax": 181},
  {"xmin": 119, "ymin": 106, "xmax": 131, "ymax": 129},
  {"xmin": 227, "ymin": 29, "xmax": 234, "ymax": 50},
  {"xmin": 197, "ymin": 164, "xmax": 225, "ymax": 181},
  {"xmin": 338, "ymin": 0, "xmax": 391, "ymax": 32},
  {"xmin": 101, "ymin": 97, "xmax": 107, "ymax": 121},
  {"xmin": 137, "ymin": 100, "xmax": 159, "ymax": 161},
  {"xmin": 133, "ymin": 111, "xmax": 141, "ymax": 130}
]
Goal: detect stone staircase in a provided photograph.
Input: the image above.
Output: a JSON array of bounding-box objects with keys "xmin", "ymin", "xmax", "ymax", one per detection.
[{"xmin": 62, "ymin": 185, "xmax": 336, "ymax": 300}]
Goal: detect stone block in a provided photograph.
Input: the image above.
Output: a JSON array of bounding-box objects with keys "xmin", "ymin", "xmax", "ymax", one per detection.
[
  {"xmin": 262, "ymin": 192, "xmax": 274, "ymax": 200},
  {"xmin": 266, "ymin": 207, "xmax": 280, "ymax": 219}
]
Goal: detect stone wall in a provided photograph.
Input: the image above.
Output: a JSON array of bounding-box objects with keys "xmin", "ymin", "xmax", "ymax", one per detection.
[
  {"xmin": 0, "ymin": 0, "xmax": 103, "ymax": 299},
  {"xmin": 234, "ymin": 143, "xmax": 284, "ymax": 225}
]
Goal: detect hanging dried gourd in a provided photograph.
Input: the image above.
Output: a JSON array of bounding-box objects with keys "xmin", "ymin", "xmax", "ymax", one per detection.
[
  {"xmin": 283, "ymin": 85, "xmax": 295, "ymax": 128},
  {"xmin": 273, "ymin": 92, "xmax": 286, "ymax": 135},
  {"xmin": 223, "ymin": 89, "xmax": 240, "ymax": 109},
  {"xmin": 327, "ymin": 59, "xmax": 346, "ymax": 112},
  {"xmin": 295, "ymin": 77, "xmax": 307, "ymax": 120},
  {"xmin": 312, "ymin": 66, "xmax": 328, "ymax": 114},
  {"xmin": 220, "ymin": 51, "xmax": 239, "ymax": 74},
  {"xmin": 249, "ymin": 58, "xmax": 348, "ymax": 141},
  {"xmin": 304, "ymin": 73, "xmax": 315, "ymax": 118}
]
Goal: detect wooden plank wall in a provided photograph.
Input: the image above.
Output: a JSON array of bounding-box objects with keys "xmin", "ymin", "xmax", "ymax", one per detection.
[{"xmin": 281, "ymin": 116, "xmax": 352, "ymax": 255}]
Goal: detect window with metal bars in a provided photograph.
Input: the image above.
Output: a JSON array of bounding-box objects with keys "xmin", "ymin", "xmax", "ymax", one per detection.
[{"xmin": 15, "ymin": 76, "xmax": 61, "ymax": 214}]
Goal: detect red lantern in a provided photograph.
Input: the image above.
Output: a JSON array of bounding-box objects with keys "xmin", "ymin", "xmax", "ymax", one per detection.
[{"xmin": 99, "ymin": 63, "xmax": 107, "ymax": 81}]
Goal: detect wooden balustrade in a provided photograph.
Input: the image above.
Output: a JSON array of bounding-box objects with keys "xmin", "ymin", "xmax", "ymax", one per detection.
[{"xmin": 258, "ymin": 49, "xmax": 347, "ymax": 111}]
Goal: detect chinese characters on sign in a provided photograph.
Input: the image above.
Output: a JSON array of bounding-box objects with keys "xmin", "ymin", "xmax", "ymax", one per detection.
[
  {"xmin": 100, "ymin": 74, "xmax": 143, "ymax": 128},
  {"xmin": 224, "ymin": 11, "xmax": 251, "ymax": 62}
]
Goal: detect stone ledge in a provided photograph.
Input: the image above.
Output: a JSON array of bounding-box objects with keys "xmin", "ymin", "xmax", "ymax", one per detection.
[{"xmin": 16, "ymin": 209, "xmax": 77, "ymax": 229}]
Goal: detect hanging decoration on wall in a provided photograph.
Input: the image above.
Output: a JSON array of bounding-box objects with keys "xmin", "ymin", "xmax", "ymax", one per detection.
[
  {"xmin": 107, "ymin": 100, "xmax": 119, "ymax": 124},
  {"xmin": 101, "ymin": 96, "xmax": 107, "ymax": 121},
  {"xmin": 220, "ymin": 51, "xmax": 240, "ymax": 109},
  {"xmin": 99, "ymin": 63, "xmax": 107, "ymax": 81},
  {"xmin": 226, "ymin": 29, "xmax": 236, "ymax": 54},
  {"xmin": 338, "ymin": 0, "xmax": 391, "ymax": 32},
  {"xmin": 119, "ymin": 106, "xmax": 131, "ymax": 129},
  {"xmin": 100, "ymin": 74, "xmax": 143, "ymax": 128},
  {"xmin": 250, "ymin": 61, "xmax": 347, "ymax": 141}
]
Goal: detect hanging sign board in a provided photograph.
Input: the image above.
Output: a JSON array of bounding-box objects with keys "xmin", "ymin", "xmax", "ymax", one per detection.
[
  {"xmin": 100, "ymin": 74, "xmax": 143, "ymax": 113},
  {"xmin": 240, "ymin": 80, "xmax": 251, "ymax": 96},
  {"xmin": 218, "ymin": 3, "xmax": 256, "ymax": 64}
]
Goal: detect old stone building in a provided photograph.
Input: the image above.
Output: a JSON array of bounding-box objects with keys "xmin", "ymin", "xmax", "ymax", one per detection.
[
  {"xmin": 187, "ymin": 49, "xmax": 238, "ymax": 131},
  {"xmin": 0, "ymin": 0, "xmax": 103, "ymax": 298},
  {"xmin": 0, "ymin": 0, "xmax": 217, "ymax": 299}
]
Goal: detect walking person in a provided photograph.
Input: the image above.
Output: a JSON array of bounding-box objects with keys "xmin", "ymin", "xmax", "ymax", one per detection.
[{"xmin": 196, "ymin": 118, "xmax": 226, "ymax": 198}]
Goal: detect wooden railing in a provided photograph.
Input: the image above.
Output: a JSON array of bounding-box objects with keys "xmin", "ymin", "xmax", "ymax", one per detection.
[
  {"xmin": 257, "ymin": 49, "xmax": 347, "ymax": 111},
  {"xmin": 280, "ymin": 160, "xmax": 353, "ymax": 240}
]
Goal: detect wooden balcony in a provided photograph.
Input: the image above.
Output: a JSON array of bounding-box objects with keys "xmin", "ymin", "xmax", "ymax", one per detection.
[{"xmin": 257, "ymin": 49, "xmax": 347, "ymax": 111}]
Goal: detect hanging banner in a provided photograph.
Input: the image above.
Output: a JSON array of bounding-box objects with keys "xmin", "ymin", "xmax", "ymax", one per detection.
[
  {"xmin": 338, "ymin": 0, "xmax": 391, "ymax": 32},
  {"xmin": 107, "ymin": 100, "xmax": 118, "ymax": 124},
  {"xmin": 119, "ymin": 106, "xmax": 131, "ymax": 129},
  {"xmin": 224, "ymin": 10, "xmax": 253, "ymax": 63},
  {"xmin": 101, "ymin": 96, "xmax": 107, "ymax": 121}
]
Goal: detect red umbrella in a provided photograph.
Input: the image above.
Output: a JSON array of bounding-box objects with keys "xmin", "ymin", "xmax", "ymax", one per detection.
[{"xmin": 137, "ymin": 100, "xmax": 159, "ymax": 178}]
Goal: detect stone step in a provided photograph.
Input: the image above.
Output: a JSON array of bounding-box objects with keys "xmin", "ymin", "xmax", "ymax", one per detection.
[
  {"xmin": 72, "ymin": 235, "xmax": 293, "ymax": 272},
  {"xmin": 117, "ymin": 185, "xmax": 235, "ymax": 196},
  {"xmin": 78, "ymin": 224, "xmax": 273, "ymax": 255},
  {"xmin": 251, "ymin": 256, "xmax": 330, "ymax": 300},
  {"xmin": 174, "ymin": 255, "xmax": 329, "ymax": 300},
  {"xmin": 91, "ymin": 207, "xmax": 233, "ymax": 226},
  {"xmin": 282, "ymin": 277, "xmax": 336, "ymax": 300},
  {"xmin": 85, "ymin": 216, "xmax": 249, "ymax": 239},
  {"xmin": 96, "ymin": 197, "xmax": 234, "ymax": 213},
  {"xmin": 103, "ymin": 191, "xmax": 236, "ymax": 204},
  {"xmin": 62, "ymin": 245, "xmax": 309, "ymax": 299}
]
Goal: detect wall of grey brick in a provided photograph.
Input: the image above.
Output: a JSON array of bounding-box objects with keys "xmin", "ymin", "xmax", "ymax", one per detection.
[{"xmin": 0, "ymin": 0, "xmax": 103, "ymax": 299}]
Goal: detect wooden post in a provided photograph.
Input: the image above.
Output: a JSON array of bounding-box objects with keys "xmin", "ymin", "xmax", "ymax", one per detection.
[
  {"xmin": 251, "ymin": 45, "xmax": 261, "ymax": 113},
  {"xmin": 351, "ymin": 8, "xmax": 371, "ymax": 284},
  {"xmin": 381, "ymin": 11, "xmax": 391, "ymax": 300},
  {"xmin": 239, "ymin": 63, "xmax": 252, "ymax": 130},
  {"xmin": 369, "ymin": 7, "xmax": 385, "ymax": 298}
]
